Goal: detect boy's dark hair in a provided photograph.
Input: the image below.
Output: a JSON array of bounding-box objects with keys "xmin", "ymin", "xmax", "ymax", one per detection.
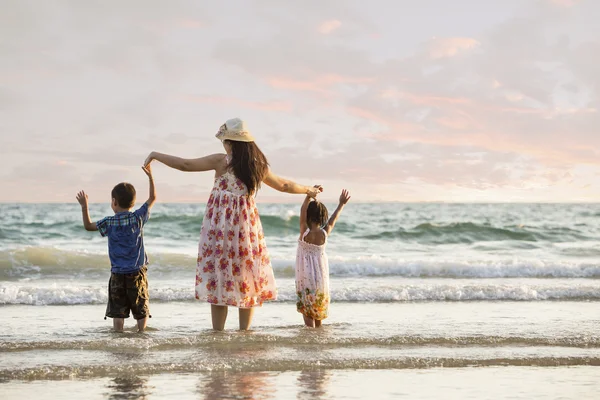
[
  {"xmin": 112, "ymin": 182, "xmax": 136, "ymax": 209},
  {"xmin": 306, "ymin": 200, "xmax": 329, "ymax": 228}
]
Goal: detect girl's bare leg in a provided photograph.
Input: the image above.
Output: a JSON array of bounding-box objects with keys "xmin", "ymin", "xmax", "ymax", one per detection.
[
  {"xmin": 315, "ymin": 319, "xmax": 322, "ymax": 328},
  {"xmin": 113, "ymin": 318, "xmax": 124, "ymax": 332},
  {"xmin": 303, "ymin": 315, "xmax": 315, "ymax": 328},
  {"xmin": 137, "ymin": 317, "xmax": 148, "ymax": 332},
  {"xmin": 211, "ymin": 305, "xmax": 228, "ymax": 331},
  {"xmin": 239, "ymin": 308, "xmax": 255, "ymax": 331}
]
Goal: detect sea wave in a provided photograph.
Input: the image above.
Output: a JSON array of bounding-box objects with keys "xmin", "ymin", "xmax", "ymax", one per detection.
[
  {"xmin": 361, "ymin": 222, "xmax": 592, "ymax": 244},
  {"xmin": 4, "ymin": 206, "xmax": 599, "ymax": 244},
  {"xmin": 1, "ymin": 247, "xmax": 600, "ymax": 280},
  {"xmin": 1, "ymin": 213, "xmax": 303, "ymax": 240},
  {"xmin": 2, "ymin": 282, "xmax": 600, "ymax": 305},
  {"xmin": 2, "ymin": 333, "xmax": 598, "ymax": 352},
  {"xmin": 1, "ymin": 356, "xmax": 599, "ymax": 380}
]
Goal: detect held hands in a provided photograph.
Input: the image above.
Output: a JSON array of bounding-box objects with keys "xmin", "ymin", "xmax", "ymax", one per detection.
[
  {"xmin": 339, "ymin": 189, "xmax": 351, "ymax": 205},
  {"xmin": 142, "ymin": 164, "xmax": 153, "ymax": 179},
  {"xmin": 143, "ymin": 152, "xmax": 156, "ymax": 168},
  {"xmin": 76, "ymin": 190, "xmax": 89, "ymax": 208},
  {"xmin": 307, "ymin": 185, "xmax": 323, "ymax": 198}
]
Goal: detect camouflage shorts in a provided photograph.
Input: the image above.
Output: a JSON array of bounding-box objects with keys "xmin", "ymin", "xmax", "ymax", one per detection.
[{"xmin": 105, "ymin": 266, "xmax": 149, "ymax": 320}]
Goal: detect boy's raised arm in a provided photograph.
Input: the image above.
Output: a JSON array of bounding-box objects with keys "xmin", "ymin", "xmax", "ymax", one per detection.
[
  {"xmin": 324, "ymin": 189, "xmax": 351, "ymax": 235},
  {"xmin": 142, "ymin": 165, "xmax": 156, "ymax": 209},
  {"xmin": 76, "ymin": 190, "xmax": 98, "ymax": 231}
]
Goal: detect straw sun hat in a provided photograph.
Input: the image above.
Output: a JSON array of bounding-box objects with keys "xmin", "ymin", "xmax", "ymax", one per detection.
[{"xmin": 215, "ymin": 118, "xmax": 255, "ymax": 142}]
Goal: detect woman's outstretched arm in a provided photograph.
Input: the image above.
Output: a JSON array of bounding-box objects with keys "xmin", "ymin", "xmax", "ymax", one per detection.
[
  {"xmin": 263, "ymin": 170, "xmax": 322, "ymax": 197},
  {"xmin": 144, "ymin": 151, "xmax": 223, "ymax": 172}
]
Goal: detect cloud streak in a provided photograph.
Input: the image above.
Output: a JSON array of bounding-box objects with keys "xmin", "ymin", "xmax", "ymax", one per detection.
[
  {"xmin": 318, "ymin": 19, "xmax": 342, "ymax": 34},
  {"xmin": 427, "ymin": 37, "xmax": 480, "ymax": 59}
]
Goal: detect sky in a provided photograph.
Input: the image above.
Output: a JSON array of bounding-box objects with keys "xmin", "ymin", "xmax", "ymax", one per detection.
[{"xmin": 1, "ymin": 0, "xmax": 599, "ymax": 203}]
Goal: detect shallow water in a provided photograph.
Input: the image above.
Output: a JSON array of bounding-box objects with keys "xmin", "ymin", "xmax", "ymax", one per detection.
[
  {"xmin": 2, "ymin": 367, "xmax": 600, "ymax": 400},
  {"xmin": 1, "ymin": 302, "xmax": 599, "ymax": 381},
  {"xmin": 2, "ymin": 203, "xmax": 600, "ymax": 398}
]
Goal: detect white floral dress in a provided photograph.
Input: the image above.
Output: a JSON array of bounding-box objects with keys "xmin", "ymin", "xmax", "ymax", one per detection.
[
  {"xmin": 295, "ymin": 229, "xmax": 330, "ymax": 320},
  {"xmin": 195, "ymin": 163, "xmax": 276, "ymax": 308}
]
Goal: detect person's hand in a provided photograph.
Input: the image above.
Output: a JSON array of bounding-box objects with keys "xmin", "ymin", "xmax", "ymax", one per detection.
[
  {"xmin": 339, "ymin": 189, "xmax": 351, "ymax": 205},
  {"xmin": 307, "ymin": 185, "xmax": 323, "ymax": 198},
  {"xmin": 142, "ymin": 164, "xmax": 153, "ymax": 178},
  {"xmin": 143, "ymin": 152, "xmax": 156, "ymax": 168},
  {"xmin": 76, "ymin": 190, "xmax": 89, "ymax": 208}
]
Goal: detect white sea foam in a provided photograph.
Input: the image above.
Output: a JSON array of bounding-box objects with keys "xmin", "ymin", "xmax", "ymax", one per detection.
[
  {"xmin": 2, "ymin": 281, "xmax": 600, "ymax": 305},
  {"xmin": 2, "ymin": 247, "xmax": 599, "ymax": 279}
]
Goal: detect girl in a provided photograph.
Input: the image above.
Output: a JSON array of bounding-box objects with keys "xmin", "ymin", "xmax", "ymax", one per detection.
[
  {"xmin": 144, "ymin": 118, "xmax": 322, "ymax": 331},
  {"xmin": 296, "ymin": 189, "xmax": 351, "ymax": 327}
]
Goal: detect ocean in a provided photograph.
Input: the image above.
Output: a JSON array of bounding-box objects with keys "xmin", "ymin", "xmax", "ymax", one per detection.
[{"xmin": 1, "ymin": 202, "xmax": 599, "ymax": 399}]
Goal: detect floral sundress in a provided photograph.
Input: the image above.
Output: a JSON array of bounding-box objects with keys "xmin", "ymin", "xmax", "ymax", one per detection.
[
  {"xmin": 295, "ymin": 228, "xmax": 330, "ymax": 320},
  {"xmin": 195, "ymin": 162, "xmax": 277, "ymax": 308}
]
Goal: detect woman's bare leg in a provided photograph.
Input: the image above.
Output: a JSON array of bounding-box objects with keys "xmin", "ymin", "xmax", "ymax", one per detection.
[
  {"xmin": 211, "ymin": 305, "xmax": 228, "ymax": 331},
  {"xmin": 303, "ymin": 315, "xmax": 315, "ymax": 328},
  {"xmin": 315, "ymin": 319, "xmax": 322, "ymax": 328},
  {"xmin": 239, "ymin": 308, "xmax": 255, "ymax": 331}
]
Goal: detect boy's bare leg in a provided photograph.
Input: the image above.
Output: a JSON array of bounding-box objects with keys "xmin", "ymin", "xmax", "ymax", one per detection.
[
  {"xmin": 315, "ymin": 319, "xmax": 322, "ymax": 328},
  {"xmin": 113, "ymin": 318, "xmax": 124, "ymax": 332},
  {"xmin": 211, "ymin": 305, "xmax": 228, "ymax": 331},
  {"xmin": 137, "ymin": 317, "xmax": 148, "ymax": 332},
  {"xmin": 239, "ymin": 308, "xmax": 255, "ymax": 331},
  {"xmin": 303, "ymin": 315, "xmax": 315, "ymax": 328}
]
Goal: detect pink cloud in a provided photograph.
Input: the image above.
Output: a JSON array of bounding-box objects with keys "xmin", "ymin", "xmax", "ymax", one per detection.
[
  {"xmin": 318, "ymin": 19, "xmax": 342, "ymax": 34},
  {"xmin": 348, "ymin": 106, "xmax": 426, "ymax": 136},
  {"xmin": 183, "ymin": 95, "xmax": 293, "ymax": 112},
  {"xmin": 427, "ymin": 37, "xmax": 480, "ymax": 59},
  {"xmin": 268, "ymin": 74, "xmax": 373, "ymax": 94},
  {"xmin": 268, "ymin": 77, "xmax": 332, "ymax": 96},
  {"xmin": 548, "ymin": 0, "xmax": 581, "ymax": 7},
  {"xmin": 177, "ymin": 18, "xmax": 203, "ymax": 29},
  {"xmin": 381, "ymin": 89, "xmax": 470, "ymax": 106},
  {"xmin": 380, "ymin": 89, "xmax": 595, "ymax": 118},
  {"xmin": 351, "ymin": 102, "xmax": 600, "ymax": 167},
  {"xmin": 436, "ymin": 113, "xmax": 479, "ymax": 130}
]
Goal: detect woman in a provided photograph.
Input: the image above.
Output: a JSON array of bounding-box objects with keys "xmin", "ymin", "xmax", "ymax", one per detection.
[{"xmin": 143, "ymin": 118, "xmax": 322, "ymax": 331}]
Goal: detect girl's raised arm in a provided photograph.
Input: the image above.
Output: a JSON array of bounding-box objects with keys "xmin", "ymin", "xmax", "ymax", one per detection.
[
  {"xmin": 324, "ymin": 189, "xmax": 351, "ymax": 235},
  {"xmin": 299, "ymin": 195, "xmax": 311, "ymax": 238},
  {"xmin": 144, "ymin": 151, "xmax": 223, "ymax": 172}
]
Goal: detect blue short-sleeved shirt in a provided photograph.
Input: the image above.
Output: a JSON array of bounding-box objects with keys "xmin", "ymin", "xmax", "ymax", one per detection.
[{"xmin": 96, "ymin": 203, "xmax": 150, "ymax": 274}]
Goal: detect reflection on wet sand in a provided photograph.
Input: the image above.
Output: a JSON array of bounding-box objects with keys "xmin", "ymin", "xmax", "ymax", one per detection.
[
  {"xmin": 198, "ymin": 371, "xmax": 274, "ymax": 400},
  {"xmin": 195, "ymin": 333, "xmax": 276, "ymax": 399},
  {"xmin": 106, "ymin": 375, "xmax": 151, "ymax": 399},
  {"xmin": 297, "ymin": 370, "xmax": 331, "ymax": 400}
]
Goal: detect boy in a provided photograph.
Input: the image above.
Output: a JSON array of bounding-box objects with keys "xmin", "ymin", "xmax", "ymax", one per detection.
[{"xmin": 76, "ymin": 165, "xmax": 156, "ymax": 332}]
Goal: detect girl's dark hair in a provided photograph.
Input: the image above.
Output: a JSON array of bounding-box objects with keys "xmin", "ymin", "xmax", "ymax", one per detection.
[
  {"xmin": 226, "ymin": 140, "xmax": 269, "ymax": 196},
  {"xmin": 306, "ymin": 200, "xmax": 329, "ymax": 228}
]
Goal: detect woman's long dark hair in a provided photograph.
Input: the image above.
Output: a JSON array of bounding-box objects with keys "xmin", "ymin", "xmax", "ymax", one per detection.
[{"xmin": 227, "ymin": 140, "xmax": 269, "ymax": 196}]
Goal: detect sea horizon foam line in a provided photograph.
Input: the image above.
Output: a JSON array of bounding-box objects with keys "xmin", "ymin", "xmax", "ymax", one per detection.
[
  {"xmin": 2, "ymin": 283, "xmax": 600, "ymax": 305},
  {"xmin": 1, "ymin": 247, "xmax": 600, "ymax": 279}
]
